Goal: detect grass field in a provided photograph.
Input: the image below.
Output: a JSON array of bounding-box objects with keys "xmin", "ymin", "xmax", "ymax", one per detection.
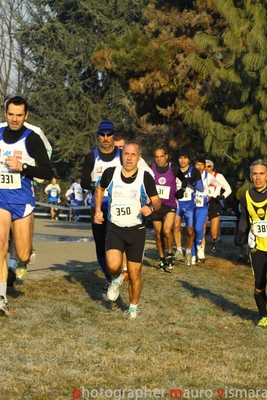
[{"xmin": 1, "ymin": 232, "xmax": 266, "ymax": 400}]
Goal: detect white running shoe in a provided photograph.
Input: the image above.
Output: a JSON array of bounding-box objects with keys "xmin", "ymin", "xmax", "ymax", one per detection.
[
  {"xmin": 0, "ymin": 296, "xmax": 11, "ymax": 317},
  {"xmin": 173, "ymin": 249, "xmax": 184, "ymax": 261},
  {"xmin": 197, "ymin": 245, "xmax": 205, "ymax": 262},
  {"xmin": 125, "ymin": 307, "xmax": 140, "ymax": 319},
  {"xmin": 107, "ymin": 274, "xmax": 123, "ymax": 301},
  {"xmin": 28, "ymin": 249, "xmax": 36, "ymax": 265},
  {"xmin": 185, "ymin": 252, "xmax": 192, "ymax": 266},
  {"xmin": 191, "ymin": 256, "xmax": 196, "ymax": 265}
]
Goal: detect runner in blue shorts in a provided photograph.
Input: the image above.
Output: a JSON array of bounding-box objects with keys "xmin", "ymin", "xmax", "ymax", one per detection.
[
  {"xmin": 173, "ymin": 148, "xmax": 204, "ymax": 266},
  {"xmin": 0, "ymin": 96, "xmax": 53, "ymax": 316},
  {"xmin": 193, "ymin": 157, "xmax": 221, "ymax": 263}
]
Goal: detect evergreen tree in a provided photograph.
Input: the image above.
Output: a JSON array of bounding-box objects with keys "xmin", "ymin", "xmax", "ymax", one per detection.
[
  {"xmin": 91, "ymin": 0, "xmax": 267, "ymax": 174},
  {"xmin": 14, "ymin": 0, "xmax": 153, "ymax": 180},
  {"xmin": 178, "ymin": 0, "xmax": 267, "ymax": 172},
  {"xmin": 91, "ymin": 0, "xmax": 227, "ymax": 161}
]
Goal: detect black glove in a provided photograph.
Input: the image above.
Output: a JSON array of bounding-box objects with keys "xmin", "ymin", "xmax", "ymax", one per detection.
[
  {"xmin": 175, "ymin": 189, "xmax": 185, "ymax": 199},
  {"xmin": 235, "ymin": 230, "xmax": 244, "ymax": 246}
]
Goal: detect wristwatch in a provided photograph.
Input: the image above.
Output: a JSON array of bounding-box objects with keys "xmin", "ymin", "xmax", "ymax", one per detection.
[
  {"xmin": 22, "ymin": 163, "xmax": 28, "ymax": 171},
  {"xmin": 150, "ymin": 205, "xmax": 156, "ymax": 213}
]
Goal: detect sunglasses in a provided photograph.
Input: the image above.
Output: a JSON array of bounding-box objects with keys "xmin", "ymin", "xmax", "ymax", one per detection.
[
  {"xmin": 97, "ymin": 131, "xmax": 114, "ymax": 137},
  {"xmin": 206, "ymin": 165, "xmax": 212, "ymax": 168}
]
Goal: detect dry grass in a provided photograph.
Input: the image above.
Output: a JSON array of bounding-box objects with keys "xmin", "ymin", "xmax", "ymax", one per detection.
[{"xmin": 1, "ymin": 233, "xmax": 266, "ymax": 400}]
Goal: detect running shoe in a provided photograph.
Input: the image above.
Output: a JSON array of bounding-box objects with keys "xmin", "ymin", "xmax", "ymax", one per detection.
[
  {"xmin": 157, "ymin": 260, "xmax": 171, "ymax": 273},
  {"xmin": 107, "ymin": 274, "xmax": 123, "ymax": 301},
  {"xmin": 166, "ymin": 255, "xmax": 174, "ymax": 270},
  {"xmin": 257, "ymin": 317, "xmax": 267, "ymax": 327},
  {"xmin": 197, "ymin": 245, "xmax": 205, "ymax": 263},
  {"xmin": 191, "ymin": 256, "xmax": 196, "ymax": 265},
  {"xmin": 173, "ymin": 249, "xmax": 184, "ymax": 261},
  {"xmin": 28, "ymin": 248, "xmax": 36, "ymax": 265},
  {"xmin": 185, "ymin": 252, "xmax": 192, "ymax": 266},
  {"xmin": 0, "ymin": 296, "xmax": 11, "ymax": 317},
  {"xmin": 124, "ymin": 306, "xmax": 140, "ymax": 319},
  {"xmin": 15, "ymin": 260, "xmax": 28, "ymax": 280}
]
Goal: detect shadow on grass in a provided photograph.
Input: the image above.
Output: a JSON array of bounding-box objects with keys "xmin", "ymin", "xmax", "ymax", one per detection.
[
  {"xmin": 30, "ymin": 260, "xmax": 128, "ymax": 313},
  {"xmin": 178, "ymin": 279, "xmax": 258, "ymax": 323}
]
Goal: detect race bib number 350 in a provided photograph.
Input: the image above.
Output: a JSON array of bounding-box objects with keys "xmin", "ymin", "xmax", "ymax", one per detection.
[{"xmin": 0, "ymin": 173, "xmax": 21, "ymax": 189}]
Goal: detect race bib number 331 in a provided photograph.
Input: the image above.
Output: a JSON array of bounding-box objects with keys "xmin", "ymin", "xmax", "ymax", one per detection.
[{"xmin": 0, "ymin": 173, "xmax": 21, "ymax": 189}]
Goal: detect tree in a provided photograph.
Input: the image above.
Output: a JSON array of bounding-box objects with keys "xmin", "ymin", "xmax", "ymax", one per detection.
[
  {"xmin": 0, "ymin": 0, "xmax": 30, "ymax": 103},
  {"xmin": 177, "ymin": 0, "xmax": 267, "ymax": 174},
  {"xmin": 12, "ymin": 0, "xmax": 155, "ymax": 180},
  {"xmin": 91, "ymin": 0, "xmax": 267, "ymax": 176},
  {"xmin": 91, "ymin": 0, "xmax": 227, "ymax": 162}
]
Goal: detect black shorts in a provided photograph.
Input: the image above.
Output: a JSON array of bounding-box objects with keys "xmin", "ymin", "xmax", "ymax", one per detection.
[
  {"xmin": 208, "ymin": 201, "xmax": 222, "ymax": 220},
  {"xmin": 150, "ymin": 204, "xmax": 176, "ymax": 222},
  {"xmin": 106, "ymin": 222, "xmax": 146, "ymax": 263}
]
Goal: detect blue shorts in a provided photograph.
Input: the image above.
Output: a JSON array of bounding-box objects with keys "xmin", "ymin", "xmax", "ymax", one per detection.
[
  {"xmin": 0, "ymin": 203, "xmax": 34, "ymax": 220},
  {"xmin": 176, "ymin": 207, "xmax": 195, "ymax": 227}
]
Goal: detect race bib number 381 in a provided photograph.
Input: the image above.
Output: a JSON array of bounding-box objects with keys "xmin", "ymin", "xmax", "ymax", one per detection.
[
  {"xmin": 253, "ymin": 220, "xmax": 267, "ymax": 237},
  {"xmin": 0, "ymin": 173, "xmax": 21, "ymax": 189}
]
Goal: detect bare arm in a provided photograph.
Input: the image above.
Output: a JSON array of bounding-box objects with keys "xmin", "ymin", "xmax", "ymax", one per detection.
[
  {"xmin": 93, "ymin": 183, "xmax": 106, "ymax": 224},
  {"xmin": 140, "ymin": 194, "xmax": 162, "ymax": 217}
]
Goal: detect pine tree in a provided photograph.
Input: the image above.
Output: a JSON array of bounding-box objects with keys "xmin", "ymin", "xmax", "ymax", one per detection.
[
  {"xmin": 91, "ymin": 0, "xmax": 227, "ymax": 161},
  {"xmin": 14, "ymin": 0, "xmax": 153, "ymax": 180},
  {"xmin": 177, "ymin": 0, "xmax": 267, "ymax": 170}
]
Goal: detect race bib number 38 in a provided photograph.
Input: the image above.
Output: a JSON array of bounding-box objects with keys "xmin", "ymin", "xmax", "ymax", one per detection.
[
  {"xmin": 253, "ymin": 220, "xmax": 267, "ymax": 237},
  {"xmin": 0, "ymin": 173, "xmax": 21, "ymax": 189}
]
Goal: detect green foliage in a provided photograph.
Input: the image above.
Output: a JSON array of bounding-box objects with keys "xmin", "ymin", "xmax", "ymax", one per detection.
[
  {"xmin": 11, "ymin": 0, "xmax": 154, "ymax": 180},
  {"xmin": 2, "ymin": 0, "xmax": 267, "ymax": 183}
]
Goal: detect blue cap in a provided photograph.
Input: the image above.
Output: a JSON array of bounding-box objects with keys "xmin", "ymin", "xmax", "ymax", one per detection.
[{"xmin": 97, "ymin": 119, "xmax": 116, "ymax": 135}]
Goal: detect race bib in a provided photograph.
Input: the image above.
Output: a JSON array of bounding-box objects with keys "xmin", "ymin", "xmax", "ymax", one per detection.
[
  {"xmin": 253, "ymin": 220, "xmax": 267, "ymax": 237},
  {"xmin": 156, "ymin": 185, "xmax": 170, "ymax": 199},
  {"xmin": 51, "ymin": 189, "xmax": 57, "ymax": 197},
  {"xmin": 179, "ymin": 187, "xmax": 193, "ymax": 202},
  {"xmin": 0, "ymin": 172, "xmax": 21, "ymax": 189},
  {"xmin": 195, "ymin": 195, "xmax": 204, "ymax": 207}
]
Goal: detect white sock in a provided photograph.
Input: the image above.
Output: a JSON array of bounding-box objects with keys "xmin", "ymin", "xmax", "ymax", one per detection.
[
  {"xmin": 186, "ymin": 248, "xmax": 191, "ymax": 254},
  {"xmin": 9, "ymin": 257, "xmax": 18, "ymax": 270},
  {"xmin": 0, "ymin": 282, "xmax": 7, "ymax": 300},
  {"xmin": 129, "ymin": 303, "xmax": 138, "ymax": 310},
  {"xmin": 177, "ymin": 247, "xmax": 182, "ymax": 252}
]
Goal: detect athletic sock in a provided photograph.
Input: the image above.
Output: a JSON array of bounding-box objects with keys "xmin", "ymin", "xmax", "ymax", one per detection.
[
  {"xmin": 0, "ymin": 282, "xmax": 7, "ymax": 300},
  {"xmin": 129, "ymin": 303, "xmax": 138, "ymax": 310},
  {"xmin": 254, "ymin": 290, "xmax": 267, "ymax": 318},
  {"xmin": 177, "ymin": 247, "xmax": 182, "ymax": 252},
  {"xmin": 186, "ymin": 248, "xmax": 191, "ymax": 254},
  {"xmin": 9, "ymin": 257, "xmax": 19, "ymax": 270}
]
